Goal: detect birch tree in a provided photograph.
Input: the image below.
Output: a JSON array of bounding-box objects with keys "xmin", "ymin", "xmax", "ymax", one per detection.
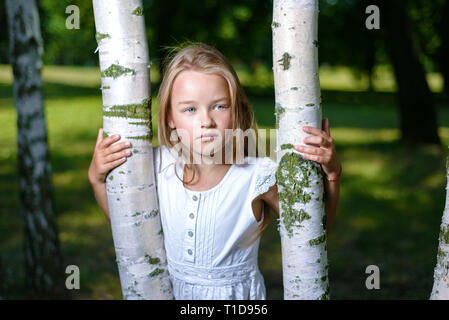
[
  {"xmin": 92, "ymin": 0, "xmax": 173, "ymax": 299},
  {"xmin": 272, "ymin": 0, "xmax": 329, "ymax": 299},
  {"xmin": 430, "ymin": 156, "xmax": 449, "ymax": 299},
  {"xmin": 6, "ymin": 0, "xmax": 62, "ymax": 296}
]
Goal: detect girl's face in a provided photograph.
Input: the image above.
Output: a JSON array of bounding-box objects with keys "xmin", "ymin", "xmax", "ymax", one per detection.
[{"xmin": 168, "ymin": 70, "xmax": 233, "ymax": 161}]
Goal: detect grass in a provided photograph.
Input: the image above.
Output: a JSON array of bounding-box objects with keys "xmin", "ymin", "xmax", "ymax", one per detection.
[{"xmin": 0, "ymin": 64, "xmax": 449, "ymax": 299}]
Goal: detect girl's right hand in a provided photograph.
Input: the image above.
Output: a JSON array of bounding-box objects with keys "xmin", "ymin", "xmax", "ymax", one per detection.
[{"xmin": 88, "ymin": 128, "xmax": 132, "ymax": 185}]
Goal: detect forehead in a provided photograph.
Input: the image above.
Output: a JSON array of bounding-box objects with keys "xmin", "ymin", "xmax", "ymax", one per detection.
[{"xmin": 171, "ymin": 70, "xmax": 230, "ymax": 102}]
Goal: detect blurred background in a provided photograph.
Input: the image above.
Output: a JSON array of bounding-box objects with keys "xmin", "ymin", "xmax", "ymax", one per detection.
[{"xmin": 1, "ymin": 0, "xmax": 449, "ymax": 299}]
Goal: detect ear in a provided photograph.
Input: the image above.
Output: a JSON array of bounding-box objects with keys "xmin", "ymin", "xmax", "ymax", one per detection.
[{"xmin": 167, "ymin": 113, "xmax": 175, "ymax": 129}]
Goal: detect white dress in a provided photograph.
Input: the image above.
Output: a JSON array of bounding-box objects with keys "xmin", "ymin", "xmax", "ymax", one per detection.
[{"xmin": 153, "ymin": 145, "xmax": 278, "ymax": 300}]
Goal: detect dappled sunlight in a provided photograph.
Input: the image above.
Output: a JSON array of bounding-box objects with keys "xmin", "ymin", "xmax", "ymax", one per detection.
[
  {"xmin": 348, "ymin": 215, "xmax": 379, "ymax": 231},
  {"xmin": 2, "ymin": 63, "xmax": 449, "ymax": 299},
  {"xmin": 331, "ymin": 128, "xmax": 399, "ymax": 145}
]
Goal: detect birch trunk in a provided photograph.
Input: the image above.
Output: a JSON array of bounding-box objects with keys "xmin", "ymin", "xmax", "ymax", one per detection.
[
  {"xmin": 272, "ymin": 0, "xmax": 329, "ymax": 299},
  {"xmin": 92, "ymin": 0, "xmax": 173, "ymax": 299},
  {"xmin": 430, "ymin": 156, "xmax": 449, "ymax": 299},
  {"xmin": 6, "ymin": 0, "xmax": 62, "ymax": 296}
]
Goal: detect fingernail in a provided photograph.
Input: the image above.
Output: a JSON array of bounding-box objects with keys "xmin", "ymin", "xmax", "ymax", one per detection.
[{"xmin": 303, "ymin": 127, "xmax": 308, "ymax": 131}]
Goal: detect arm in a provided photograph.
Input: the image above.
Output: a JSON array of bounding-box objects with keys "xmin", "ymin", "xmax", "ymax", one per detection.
[
  {"xmin": 88, "ymin": 128, "xmax": 133, "ymax": 224},
  {"xmin": 323, "ymin": 174, "xmax": 340, "ymax": 232},
  {"xmin": 263, "ymin": 118, "xmax": 341, "ymax": 232},
  {"xmin": 90, "ymin": 180, "xmax": 111, "ymax": 223},
  {"xmin": 294, "ymin": 118, "xmax": 341, "ymax": 232},
  {"xmin": 261, "ymin": 176, "xmax": 339, "ymax": 233}
]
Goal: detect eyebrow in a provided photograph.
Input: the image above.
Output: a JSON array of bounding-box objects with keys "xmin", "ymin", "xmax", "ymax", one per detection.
[{"xmin": 177, "ymin": 97, "xmax": 228, "ymax": 105}]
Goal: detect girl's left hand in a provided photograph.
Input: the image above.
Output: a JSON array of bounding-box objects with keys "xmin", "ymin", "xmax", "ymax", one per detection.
[{"xmin": 294, "ymin": 118, "xmax": 341, "ymax": 180}]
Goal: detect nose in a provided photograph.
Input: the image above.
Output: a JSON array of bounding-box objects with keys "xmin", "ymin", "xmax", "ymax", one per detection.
[{"xmin": 199, "ymin": 109, "xmax": 213, "ymax": 127}]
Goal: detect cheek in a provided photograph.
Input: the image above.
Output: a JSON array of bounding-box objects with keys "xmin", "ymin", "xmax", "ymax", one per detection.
[
  {"xmin": 219, "ymin": 112, "xmax": 233, "ymax": 128},
  {"xmin": 174, "ymin": 119, "xmax": 195, "ymax": 143}
]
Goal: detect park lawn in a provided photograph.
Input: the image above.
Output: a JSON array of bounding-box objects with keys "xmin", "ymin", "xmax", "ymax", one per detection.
[{"xmin": 0, "ymin": 64, "xmax": 449, "ymax": 299}]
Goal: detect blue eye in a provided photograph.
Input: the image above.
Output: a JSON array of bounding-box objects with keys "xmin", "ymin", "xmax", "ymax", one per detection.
[
  {"xmin": 184, "ymin": 107, "xmax": 195, "ymax": 113},
  {"xmin": 215, "ymin": 105, "xmax": 226, "ymax": 110}
]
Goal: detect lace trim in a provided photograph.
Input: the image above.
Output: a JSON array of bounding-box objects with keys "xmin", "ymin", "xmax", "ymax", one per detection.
[{"xmin": 253, "ymin": 157, "xmax": 277, "ymax": 200}]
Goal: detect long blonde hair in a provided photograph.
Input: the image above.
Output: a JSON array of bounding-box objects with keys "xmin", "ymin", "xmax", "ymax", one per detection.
[{"xmin": 156, "ymin": 41, "xmax": 270, "ymax": 246}]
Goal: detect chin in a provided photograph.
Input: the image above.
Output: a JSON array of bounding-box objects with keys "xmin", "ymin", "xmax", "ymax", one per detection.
[{"xmin": 192, "ymin": 142, "xmax": 225, "ymax": 159}]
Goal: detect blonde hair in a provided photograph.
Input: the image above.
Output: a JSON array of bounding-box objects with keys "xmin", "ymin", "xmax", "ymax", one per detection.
[{"xmin": 156, "ymin": 41, "xmax": 270, "ymax": 247}]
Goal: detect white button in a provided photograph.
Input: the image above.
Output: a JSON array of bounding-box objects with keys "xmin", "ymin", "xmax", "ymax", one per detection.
[
  {"xmin": 187, "ymin": 249, "xmax": 193, "ymax": 255},
  {"xmin": 207, "ymin": 274, "xmax": 212, "ymax": 279},
  {"xmin": 189, "ymin": 213, "xmax": 195, "ymax": 219},
  {"xmin": 188, "ymin": 231, "xmax": 194, "ymax": 237},
  {"xmin": 192, "ymin": 195, "xmax": 198, "ymax": 201}
]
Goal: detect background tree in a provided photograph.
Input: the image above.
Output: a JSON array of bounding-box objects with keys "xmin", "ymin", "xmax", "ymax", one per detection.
[
  {"xmin": 92, "ymin": 0, "xmax": 173, "ymax": 299},
  {"xmin": 273, "ymin": 0, "xmax": 329, "ymax": 299},
  {"xmin": 379, "ymin": 0, "xmax": 440, "ymax": 146},
  {"xmin": 5, "ymin": 0, "xmax": 62, "ymax": 297},
  {"xmin": 407, "ymin": 0, "xmax": 449, "ymax": 98}
]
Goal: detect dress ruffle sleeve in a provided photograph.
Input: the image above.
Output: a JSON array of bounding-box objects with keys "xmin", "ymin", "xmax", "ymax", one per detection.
[{"xmin": 252, "ymin": 157, "xmax": 278, "ymax": 200}]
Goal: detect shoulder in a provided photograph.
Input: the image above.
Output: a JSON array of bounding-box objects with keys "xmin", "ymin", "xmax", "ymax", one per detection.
[
  {"xmin": 256, "ymin": 157, "xmax": 279, "ymax": 217},
  {"xmin": 152, "ymin": 145, "xmax": 178, "ymax": 175}
]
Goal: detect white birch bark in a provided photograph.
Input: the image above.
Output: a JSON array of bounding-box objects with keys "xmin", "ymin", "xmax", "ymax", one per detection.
[
  {"xmin": 272, "ymin": 0, "xmax": 329, "ymax": 299},
  {"xmin": 93, "ymin": 0, "xmax": 173, "ymax": 299},
  {"xmin": 430, "ymin": 156, "xmax": 449, "ymax": 299},
  {"xmin": 6, "ymin": 0, "xmax": 62, "ymax": 295}
]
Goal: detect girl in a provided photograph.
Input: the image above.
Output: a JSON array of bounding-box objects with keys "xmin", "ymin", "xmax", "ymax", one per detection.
[{"xmin": 88, "ymin": 42, "xmax": 341, "ymax": 300}]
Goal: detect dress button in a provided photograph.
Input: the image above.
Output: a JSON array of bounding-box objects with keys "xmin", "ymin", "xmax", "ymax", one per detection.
[
  {"xmin": 189, "ymin": 213, "xmax": 195, "ymax": 219},
  {"xmin": 192, "ymin": 195, "xmax": 198, "ymax": 201},
  {"xmin": 207, "ymin": 274, "xmax": 212, "ymax": 279},
  {"xmin": 188, "ymin": 231, "xmax": 194, "ymax": 237},
  {"xmin": 187, "ymin": 249, "xmax": 193, "ymax": 255}
]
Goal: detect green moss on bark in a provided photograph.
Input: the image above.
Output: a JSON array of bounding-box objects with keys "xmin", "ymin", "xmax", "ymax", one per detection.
[
  {"xmin": 101, "ymin": 64, "xmax": 136, "ymax": 79},
  {"xmin": 281, "ymin": 143, "xmax": 294, "ymax": 150},
  {"xmin": 149, "ymin": 268, "xmax": 164, "ymax": 277},
  {"xmin": 275, "ymin": 152, "xmax": 323, "ymax": 237},
  {"xmin": 145, "ymin": 254, "xmax": 160, "ymax": 265},
  {"xmin": 440, "ymin": 225, "xmax": 449, "ymax": 244},
  {"xmin": 132, "ymin": 7, "xmax": 144, "ymax": 16},
  {"xmin": 103, "ymin": 98, "xmax": 151, "ymax": 119},
  {"xmin": 309, "ymin": 234, "xmax": 326, "ymax": 246},
  {"xmin": 95, "ymin": 32, "xmax": 110, "ymax": 44}
]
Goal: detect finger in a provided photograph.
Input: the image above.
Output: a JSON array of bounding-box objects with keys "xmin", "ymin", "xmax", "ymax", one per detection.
[
  {"xmin": 100, "ymin": 133, "xmax": 121, "ymax": 149},
  {"xmin": 295, "ymin": 144, "xmax": 325, "ymax": 156},
  {"xmin": 324, "ymin": 118, "xmax": 330, "ymax": 136},
  {"xmin": 104, "ymin": 148, "xmax": 131, "ymax": 164},
  {"xmin": 105, "ymin": 140, "xmax": 132, "ymax": 155},
  {"xmin": 303, "ymin": 125, "xmax": 330, "ymax": 142},
  {"xmin": 301, "ymin": 152, "xmax": 323, "ymax": 164},
  {"xmin": 95, "ymin": 128, "xmax": 103, "ymax": 148},
  {"xmin": 302, "ymin": 135, "xmax": 332, "ymax": 148},
  {"xmin": 104, "ymin": 156, "xmax": 127, "ymax": 171}
]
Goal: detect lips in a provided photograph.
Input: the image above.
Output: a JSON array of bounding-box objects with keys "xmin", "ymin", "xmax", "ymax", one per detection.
[{"xmin": 198, "ymin": 134, "xmax": 217, "ymax": 139}]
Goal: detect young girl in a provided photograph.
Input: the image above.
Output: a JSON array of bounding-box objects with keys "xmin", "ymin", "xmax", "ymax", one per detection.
[{"xmin": 88, "ymin": 42, "xmax": 341, "ymax": 300}]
